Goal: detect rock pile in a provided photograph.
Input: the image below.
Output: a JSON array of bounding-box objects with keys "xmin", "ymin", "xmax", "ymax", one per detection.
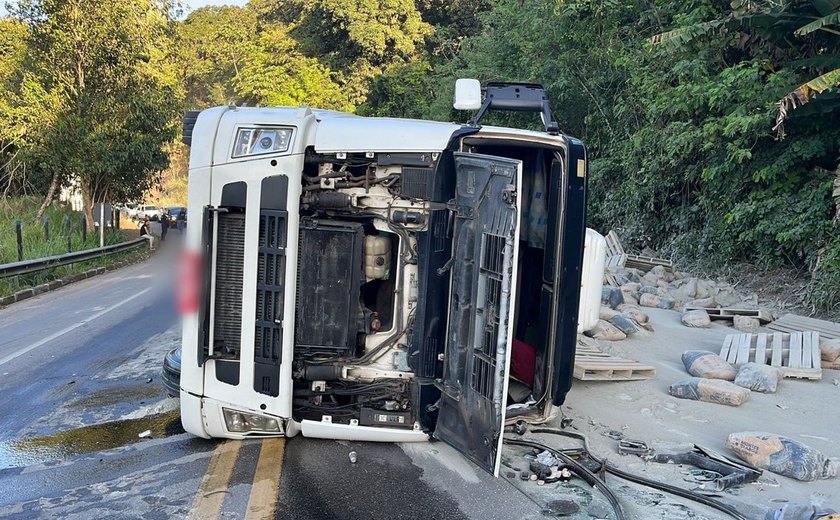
[{"xmin": 604, "ymin": 264, "xmax": 759, "ymax": 311}]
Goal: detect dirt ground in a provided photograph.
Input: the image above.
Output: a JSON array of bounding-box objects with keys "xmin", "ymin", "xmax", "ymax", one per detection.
[{"xmin": 551, "ymin": 307, "xmax": 840, "ymax": 519}]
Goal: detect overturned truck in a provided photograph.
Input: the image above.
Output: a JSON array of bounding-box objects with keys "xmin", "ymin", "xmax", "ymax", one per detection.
[{"xmin": 176, "ymin": 81, "xmax": 606, "ymax": 475}]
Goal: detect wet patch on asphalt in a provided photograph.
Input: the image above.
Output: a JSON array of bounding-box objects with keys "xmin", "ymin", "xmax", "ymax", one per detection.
[{"xmin": 0, "ymin": 411, "xmax": 184, "ymax": 471}]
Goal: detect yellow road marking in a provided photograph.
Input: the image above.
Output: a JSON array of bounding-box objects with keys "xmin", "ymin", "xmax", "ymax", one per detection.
[
  {"xmin": 244, "ymin": 437, "xmax": 286, "ymax": 520},
  {"xmin": 188, "ymin": 440, "xmax": 242, "ymax": 520}
]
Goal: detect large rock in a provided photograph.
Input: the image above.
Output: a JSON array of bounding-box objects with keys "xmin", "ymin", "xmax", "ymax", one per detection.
[
  {"xmin": 694, "ymin": 280, "xmax": 713, "ymax": 299},
  {"xmin": 686, "ymin": 297, "xmax": 717, "ymax": 309},
  {"xmin": 733, "ymin": 315, "xmax": 760, "ymax": 333},
  {"xmin": 585, "ymin": 320, "xmax": 627, "ymax": 341},
  {"xmin": 671, "ymin": 278, "xmax": 698, "ymax": 302},
  {"xmin": 609, "ymin": 315, "xmax": 637, "ymax": 336},
  {"xmin": 681, "ymin": 309, "xmax": 711, "ymax": 328},
  {"xmin": 714, "ymin": 286, "xmax": 743, "ymax": 307},
  {"xmin": 618, "ymin": 304, "xmax": 649, "ymax": 325},
  {"xmin": 641, "ymin": 272, "xmax": 659, "ymax": 286},
  {"xmin": 650, "ymin": 265, "xmax": 674, "ymax": 282},
  {"xmin": 620, "ymin": 283, "xmax": 640, "ymax": 303},
  {"xmin": 601, "ymin": 286, "xmax": 624, "ymax": 309},
  {"xmin": 599, "ymin": 306, "xmax": 620, "ymax": 321},
  {"xmin": 734, "ymin": 363, "xmax": 780, "ymax": 393},
  {"xmin": 639, "ymin": 293, "xmax": 675, "ymax": 310}
]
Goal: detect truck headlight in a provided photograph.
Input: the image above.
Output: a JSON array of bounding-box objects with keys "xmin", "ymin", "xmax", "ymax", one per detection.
[
  {"xmin": 222, "ymin": 408, "xmax": 282, "ymax": 433},
  {"xmin": 232, "ymin": 127, "xmax": 292, "ymax": 158}
]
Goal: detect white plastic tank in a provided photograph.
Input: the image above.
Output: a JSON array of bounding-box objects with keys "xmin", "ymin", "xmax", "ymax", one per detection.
[
  {"xmin": 365, "ymin": 236, "xmax": 391, "ymax": 280},
  {"xmin": 578, "ymin": 228, "xmax": 606, "ymax": 333}
]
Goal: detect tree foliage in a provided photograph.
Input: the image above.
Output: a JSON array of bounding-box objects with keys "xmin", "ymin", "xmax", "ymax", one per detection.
[{"xmin": 1, "ymin": 0, "xmax": 839, "ymax": 309}]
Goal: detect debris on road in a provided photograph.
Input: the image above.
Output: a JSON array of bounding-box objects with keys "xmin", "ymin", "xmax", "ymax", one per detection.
[
  {"xmin": 669, "ymin": 377, "xmax": 751, "ymax": 406},
  {"xmin": 640, "ymin": 444, "xmax": 763, "ymax": 492},
  {"xmin": 734, "ymin": 315, "xmax": 761, "ymax": 333},
  {"xmin": 348, "ymin": 451, "xmax": 357, "ymax": 464},
  {"xmin": 574, "ymin": 337, "xmax": 656, "ymax": 381},
  {"xmin": 138, "ymin": 429, "xmax": 151, "ymax": 439},
  {"xmin": 726, "ymin": 432, "xmax": 840, "ymax": 481},
  {"xmin": 768, "ymin": 313, "xmax": 840, "ymax": 340},
  {"xmin": 734, "ymin": 363, "xmax": 781, "ymax": 393},
  {"xmin": 681, "ymin": 309, "xmax": 712, "ymax": 328},
  {"xmin": 721, "ymin": 332, "xmax": 822, "ymax": 380},
  {"xmin": 765, "ymin": 502, "xmax": 838, "ymax": 520},
  {"xmin": 682, "ymin": 350, "xmax": 737, "ymax": 380}
]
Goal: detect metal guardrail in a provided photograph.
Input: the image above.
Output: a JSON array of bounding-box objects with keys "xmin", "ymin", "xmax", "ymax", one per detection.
[{"xmin": 0, "ymin": 238, "xmax": 147, "ymax": 279}]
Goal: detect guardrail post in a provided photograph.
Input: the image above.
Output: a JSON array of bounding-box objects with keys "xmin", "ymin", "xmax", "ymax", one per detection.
[
  {"xmin": 81, "ymin": 216, "xmax": 87, "ymax": 243},
  {"xmin": 66, "ymin": 216, "xmax": 72, "ymax": 253},
  {"xmin": 44, "ymin": 217, "xmax": 49, "ymax": 243},
  {"xmin": 15, "ymin": 220, "xmax": 23, "ymax": 261}
]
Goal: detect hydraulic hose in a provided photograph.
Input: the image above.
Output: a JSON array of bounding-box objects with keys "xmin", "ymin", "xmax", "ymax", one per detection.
[
  {"xmin": 503, "ymin": 437, "xmax": 626, "ymax": 520},
  {"xmin": 525, "ymin": 428, "xmax": 749, "ymax": 520}
]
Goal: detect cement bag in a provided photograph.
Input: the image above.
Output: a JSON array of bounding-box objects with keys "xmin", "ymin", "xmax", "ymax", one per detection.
[
  {"xmin": 681, "ymin": 350, "xmax": 736, "ymax": 380},
  {"xmin": 727, "ymin": 432, "xmax": 840, "ymax": 481},
  {"xmin": 734, "ymin": 363, "xmax": 780, "ymax": 393},
  {"xmin": 821, "ymin": 337, "xmax": 840, "ymax": 362},
  {"xmin": 669, "ymin": 377, "xmax": 750, "ymax": 406}
]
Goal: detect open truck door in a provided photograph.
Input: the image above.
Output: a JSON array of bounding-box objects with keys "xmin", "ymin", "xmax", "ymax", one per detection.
[{"xmin": 434, "ymin": 153, "xmax": 522, "ymax": 476}]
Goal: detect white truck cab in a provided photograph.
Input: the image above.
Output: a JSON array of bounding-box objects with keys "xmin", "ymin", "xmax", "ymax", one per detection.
[{"xmin": 177, "ymin": 82, "xmax": 605, "ymax": 476}]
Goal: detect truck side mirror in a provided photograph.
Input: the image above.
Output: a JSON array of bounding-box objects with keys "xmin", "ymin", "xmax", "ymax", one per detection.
[{"xmin": 453, "ymin": 79, "xmax": 482, "ymax": 111}]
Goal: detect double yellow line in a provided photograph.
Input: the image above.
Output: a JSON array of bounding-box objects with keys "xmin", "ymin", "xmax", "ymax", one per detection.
[{"xmin": 188, "ymin": 438, "xmax": 286, "ymax": 520}]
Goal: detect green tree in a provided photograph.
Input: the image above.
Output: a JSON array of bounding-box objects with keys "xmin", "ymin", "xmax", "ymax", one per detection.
[
  {"xmin": 254, "ymin": 0, "xmax": 432, "ymax": 105},
  {"xmin": 9, "ymin": 0, "xmax": 182, "ymax": 225},
  {"xmin": 175, "ymin": 6, "xmax": 260, "ymax": 108}
]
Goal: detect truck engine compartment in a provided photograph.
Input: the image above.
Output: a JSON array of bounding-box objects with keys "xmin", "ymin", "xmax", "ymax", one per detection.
[{"xmin": 285, "ymin": 142, "xmax": 565, "ymax": 431}]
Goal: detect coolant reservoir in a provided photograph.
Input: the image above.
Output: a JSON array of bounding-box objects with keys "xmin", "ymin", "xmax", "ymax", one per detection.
[{"xmin": 365, "ymin": 236, "xmax": 391, "ymax": 280}]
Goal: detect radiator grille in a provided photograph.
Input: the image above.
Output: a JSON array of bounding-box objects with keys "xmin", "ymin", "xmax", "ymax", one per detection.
[
  {"xmin": 255, "ymin": 210, "xmax": 287, "ymax": 390},
  {"xmin": 213, "ymin": 212, "xmax": 246, "ymax": 358},
  {"xmin": 471, "ymin": 233, "xmax": 507, "ymax": 400}
]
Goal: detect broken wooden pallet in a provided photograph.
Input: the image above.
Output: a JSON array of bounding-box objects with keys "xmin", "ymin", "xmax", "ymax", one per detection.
[
  {"xmin": 719, "ymin": 331, "xmax": 822, "ymax": 380},
  {"xmin": 684, "ymin": 306, "xmax": 773, "ymax": 323},
  {"xmin": 574, "ymin": 344, "xmax": 656, "ymax": 381},
  {"xmin": 768, "ymin": 313, "xmax": 840, "ymax": 340},
  {"xmin": 605, "ymin": 230, "xmax": 674, "ymax": 272}
]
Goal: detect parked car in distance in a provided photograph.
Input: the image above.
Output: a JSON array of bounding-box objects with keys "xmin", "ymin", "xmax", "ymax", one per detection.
[
  {"xmin": 135, "ymin": 204, "xmax": 161, "ymax": 221},
  {"xmin": 166, "ymin": 207, "xmax": 187, "ymax": 227}
]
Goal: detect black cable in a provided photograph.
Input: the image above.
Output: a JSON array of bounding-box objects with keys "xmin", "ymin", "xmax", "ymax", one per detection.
[
  {"xmin": 526, "ymin": 429, "xmax": 749, "ymax": 520},
  {"xmin": 503, "ymin": 437, "xmax": 626, "ymax": 520},
  {"xmin": 604, "ymin": 463, "xmax": 748, "ymax": 520}
]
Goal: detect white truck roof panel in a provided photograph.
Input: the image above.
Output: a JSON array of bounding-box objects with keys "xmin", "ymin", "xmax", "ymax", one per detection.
[{"xmin": 312, "ymin": 114, "xmax": 462, "ymax": 153}]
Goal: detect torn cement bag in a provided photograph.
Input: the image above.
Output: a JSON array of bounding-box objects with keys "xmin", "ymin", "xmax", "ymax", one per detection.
[
  {"xmin": 734, "ymin": 363, "xmax": 780, "ymax": 393},
  {"xmin": 765, "ymin": 503, "xmax": 839, "ymax": 520},
  {"xmin": 669, "ymin": 377, "xmax": 750, "ymax": 406},
  {"xmin": 727, "ymin": 432, "xmax": 840, "ymax": 482},
  {"xmin": 682, "ymin": 351, "xmax": 737, "ymax": 381},
  {"xmin": 821, "ymin": 337, "xmax": 840, "ymax": 362}
]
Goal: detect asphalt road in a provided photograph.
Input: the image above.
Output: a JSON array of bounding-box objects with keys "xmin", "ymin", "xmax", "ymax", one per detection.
[{"xmin": 0, "ymin": 235, "xmax": 549, "ymax": 520}]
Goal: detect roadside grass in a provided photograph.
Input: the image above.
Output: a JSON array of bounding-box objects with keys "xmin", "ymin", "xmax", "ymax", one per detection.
[
  {"xmin": 0, "ymin": 197, "xmax": 130, "ymax": 264},
  {"xmin": 0, "ymin": 197, "xmax": 150, "ymax": 299}
]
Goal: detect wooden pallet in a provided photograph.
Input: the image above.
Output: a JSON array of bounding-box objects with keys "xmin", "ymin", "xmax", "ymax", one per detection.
[
  {"xmin": 768, "ymin": 313, "xmax": 840, "ymax": 340},
  {"xmin": 605, "ymin": 230, "xmax": 674, "ymax": 272},
  {"xmin": 720, "ymin": 332, "xmax": 822, "ymax": 380},
  {"xmin": 574, "ymin": 344, "xmax": 656, "ymax": 381},
  {"xmin": 684, "ymin": 306, "xmax": 773, "ymax": 323}
]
